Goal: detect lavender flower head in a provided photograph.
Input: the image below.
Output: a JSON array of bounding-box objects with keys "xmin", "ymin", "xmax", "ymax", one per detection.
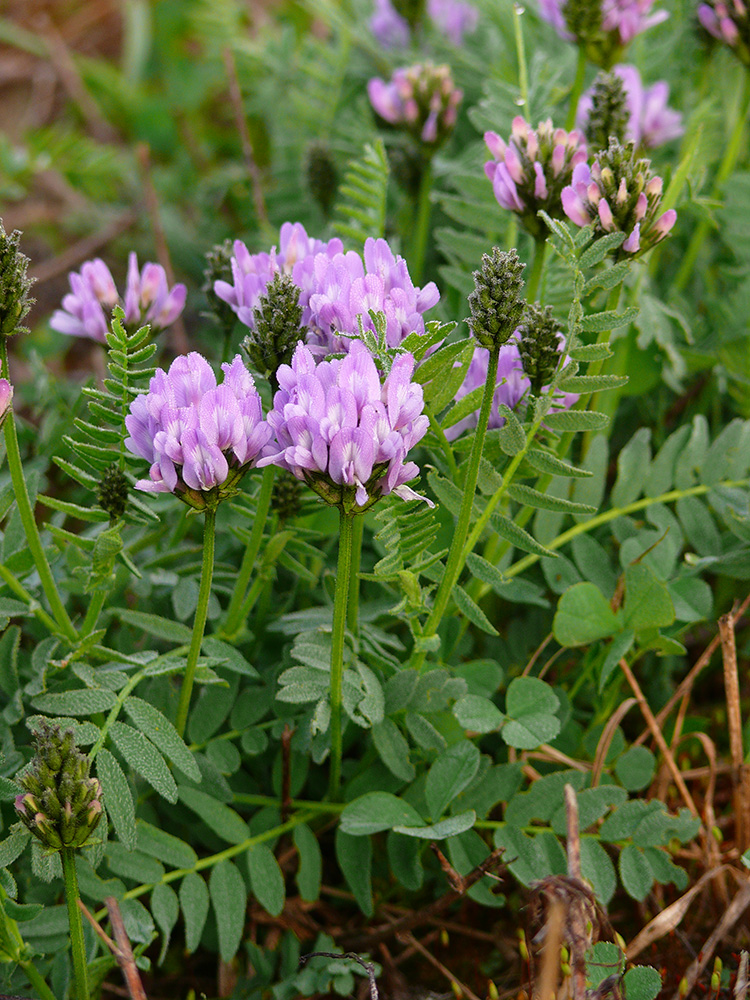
[
  {"xmin": 538, "ymin": 0, "xmax": 668, "ymax": 65},
  {"xmin": 699, "ymin": 0, "xmax": 750, "ymax": 65},
  {"xmin": 368, "ymin": 62, "xmax": 463, "ymax": 148},
  {"xmin": 561, "ymin": 138, "xmax": 677, "ymax": 256},
  {"xmin": 125, "ymin": 353, "xmax": 271, "ymax": 511},
  {"xmin": 369, "ymin": 0, "xmax": 478, "ymax": 47},
  {"xmin": 259, "ymin": 340, "xmax": 431, "ymax": 512},
  {"xmin": 577, "ymin": 65, "xmax": 683, "ymax": 149},
  {"xmin": 50, "ymin": 254, "xmax": 186, "ymax": 344},
  {"xmin": 446, "ymin": 338, "xmax": 577, "ymax": 441},
  {"xmin": 484, "ymin": 118, "xmax": 588, "ymax": 239}
]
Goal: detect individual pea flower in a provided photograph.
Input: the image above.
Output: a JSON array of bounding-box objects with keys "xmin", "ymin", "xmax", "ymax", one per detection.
[
  {"xmin": 0, "ymin": 378, "xmax": 12, "ymax": 431},
  {"xmin": 698, "ymin": 0, "xmax": 750, "ymax": 65},
  {"xmin": 15, "ymin": 722, "xmax": 102, "ymax": 851},
  {"xmin": 50, "ymin": 253, "xmax": 186, "ymax": 343},
  {"xmin": 214, "ymin": 222, "xmax": 343, "ymax": 338},
  {"xmin": 367, "ymin": 62, "xmax": 463, "ymax": 148},
  {"xmin": 369, "ymin": 0, "xmax": 478, "ymax": 47},
  {"xmin": 578, "ymin": 65, "xmax": 683, "ymax": 150},
  {"xmin": 468, "ymin": 248, "xmax": 526, "ymax": 351},
  {"xmin": 124, "ymin": 353, "xmax": 272, "ymax": 511},
  {"xmin": 484, "ymin": 118, "xmax": 589, "ymax": 238},
  {"xmin": 561, "ymin": 138, "xmax": 677, "ymax": 256},
  {"xmin": 538, "ymin": 0, "xmax": 668, "ymax": 66},
  {"xmin": 258, "ymin": 339, "xmax": 431, "ymax": 513},
  {"xmin": 0, "ymin": 220, "xmax": 35, "ymax": 339}
]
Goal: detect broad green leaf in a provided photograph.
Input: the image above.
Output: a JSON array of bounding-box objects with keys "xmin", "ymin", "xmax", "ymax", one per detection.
[
  {"xmin": 496, "ymin": 404, "xmax": 526, "ymax": 454},
  {"xmin": 676, "ymin": 496, "xmax": 721, "ymax": 557},
  {"xmin": 557, "ymin": 373, "xmax": 628, "ymax": 393},
  {"xmin": 543, "ymin": 410, "xmax": 609, "ymax": 431},
  {"xmin": 106, "ymin": 844, "xmax": 165, "ymax": 885},
  {"xmin": 580, "ymin": 837, "xmax": 617, "ymax": 904},
  {"xmin": 293, "ymin": 824, "xmax": 322, "ymax": 902},
  {"xmin": 550, "ymin": 786, "xmax": 627, "ymax": 836},
  {"xmin": 452, "ymin": 585, "xmax": 498, "ymax": 635},
  {"xmin": 335, "ymin": 828, "xmax": 372, "ymax": 916},
  {"xmin": 578, "ymin": 231, "xmax": 627, "ymax": 267},
  {"xmin": 447, "ymin": 828, "xmax": 506, "ymax": 907},
  {"xmin": 623, "ymin": 966, "xmax": 662, "ymax": 1000},
  {"xmin": 425, "ymin": 742, "xmax": 481, "ymax": 820},
  {"xmin": 137, "ymin": 820, "xmax": 197, "ymax": 869},
  {"xmin": 340, "ymin": 792, "xmax": 423, "ymax": 836},
  {"xmin": 493, "ymin": 825, "xmax": 544, "ymax": 885},
  {"xmin": 97, "ymin": 749, "xmax": 136, "ymax": 850},
  {"xmin": 615, "ymin": 746, "xmax": 656, "ymax": 791},
  {"xmin": 387, "ymin": 831, "xmax": 424, "ymax": 891},
  {"xmin": 180, "ymin": 872, "xmax": 209, "ymax": 953},
  {"xmin": 453, "ymin": 694, "xmax": 504, "ymax": 733},
  {"xmin": 209, "ymin": 860, "xmax": 247, "ymax": 961},
  {"xmin": 371, "ymin": 719, "xmax": 415, "ymax": 782},
  {"xmin": 506, "ymin": 676, "xmax": 558, "ymax": 716},
  {"xmin": 668, "ymin": 577, "xmax": 713, "ymax": 623},
  {"xmin": 124, "ymin": 696, "xmax": 200, "ymax": 781},
  {"xmin": 623, "ymin": 565, "xmax": 675, "ymax": 631},
  {"xmin": 599, "ymin": 630, "xmax": 635, "ymax": 690},
  {"xmin": 394, "ymin": 810, "xmax": 476, "ymax": 839},
  {"xmin": 553, "ymin": 583, "xmax": 621, "ymax": 647},
  {"xmin": 115, "ymin": 609, "xmax": 192, "ymax": 644},
  {"xmin": 0, "ymin": 825, "xmax": 30, "ymax": 868},
  {"xmin": 246, "ymin": 844, "xmax": 285, "ymax": 916},
  {"xmin": 152, "ymin": 883, "xmax": 179, "ymax": 965},
  {"xmin": 177, "ymin": 787, "xmax": 250, "ymax": 844},
  {"xmin": 645, "ymin": 424, "xmax": 691, "ymax": 496},
  {"xmin": 580, "ymin": 306, "xmax": 638, "ymax": 332},
  {"xmin": 565, "ymin": 342, "xmax": 614, "ymax": 362},
  {"xmin": 619, "ymin": 844, "xmax": 653, "ymax": 900},
  {"xmin": 32, "ymin": 688, "xmax": 117, "ymax": 716},
  {"xmin": 110, "ymin": 722, "xmax": 178, "ymax": 803},
  {"xmin": 119, "ymin": 898, "xmax": 154, "ymax": 944}
]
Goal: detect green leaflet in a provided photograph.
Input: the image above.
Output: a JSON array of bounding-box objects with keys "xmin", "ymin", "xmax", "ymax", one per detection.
[
  {"xmin": 333, "ymin": 139, "xmax": 388, "ymax": 250},
  {"xmin": 180, "ymin": 872, "xmax": 209, "ymax": 954},
  {"xmin": 96, "ymin": 748, "xmax": 136, "ymax": 850},
  {"xmin": 109, "ymin": 721, "xmax": 178, "ymax": 803},
  {"xmin": 209, "ymin": 860, "xmax": 247, "ymax": 962}
]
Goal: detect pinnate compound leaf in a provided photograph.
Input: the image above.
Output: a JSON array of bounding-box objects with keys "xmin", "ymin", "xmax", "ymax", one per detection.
[
  {"xmin": 177, "ymin": 787, "xmax": 250, "ymax": 844},
  {"xmin": 425, "ymin": 741, "xmax": 481, "ymax": 820},
  {"xmin": 246, "ymin": 844, "xmax": 285, "ymax": 916},
  {"xmin": 491, "ymin": 513, "xmax": 556, "ymax": 557},
  {"xmin": 578, "ymin": 230, "xmax": 627, "ymax": 267},
  {"xmin": 209, "ymin": 860, "xmax": 247, "ymax": 962},
  {"xmin": 109, "ymin": 722, "xmax": 178, "ymax": 803},
  {"xmin": 508, "ymin": 483, "xmax": 596, "ymax": 513},
  {"xmin": 124, "ymin": 696, "xmax": 200, "ymax": 781},
  {"xmin": 340, "ymin": 792, "xmax": 423, "ymax": 836},
  {"xmin": 580, "ymin": 306, "xmax": 638, "ymax": 333},
  {"xmin": 97, "ymin": 748, "xmax": 136, "ymax": 850},
  {"xmin": 293, "ymin": 824, "xmax": 322, "ymax": 902},
  {"xmin": 553, "ymin": 583, "xmax": 621, "ymax": 647},
  {"xmin": 526, "ymin": 449, "xmax": 593, "ymax": 478},
  {"xmin": 180, "ymin": 873, "xmax": 209, "ymax": 953}
]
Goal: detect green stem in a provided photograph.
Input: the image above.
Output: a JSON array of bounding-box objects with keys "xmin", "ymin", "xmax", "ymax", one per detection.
[
  {"xmin": 427, "ymin": 406, "xmax": 458, "ymax": 478},
  {"xmin": 89, "ymin": 669, "xmax": 146, "ymax": 761},
  {"xmin": 221, "ymin": 466, "xmax": 275, "ymax": 639},
  {"xmin": 347, "ymin": 515, "xmax": 364, "ymax": 635},
  {"xmin": 410, "ymin": 160, "xmax": 433, "ymax": 285},
  {"xmin": 20, "ymin": 959, "xmax": 59, "ymax": 1000},
  {"xmin": 1, "ymin": 341, "xmax": 77, "ymax": 643},
  {"xmin": 175, "ymin": 508, "xmax": 216, "ymax": 739},
  {"xmin": 61, "ymin": 849, "xmax": 88, "ymax": 1000},
  {"xmin": 513, "ymin": 1, "xmax": 529, "ymax": 114},
  {"xmin": 673, "ymin": 70, "xmax": 750, "ymax": 294},
  {"xmin": 411, "ymin": 347, "xmax": 501, "ymax": 670},
  {"xmin": 329, "ymin": 510, "xmax": 355, "ymax": 799},
  {"xmin": 525, "ymin": 240, "xmax": 547, "ymax": 304},
  {"xmin": 566, "ymin": 49, "xmax": 588, "ymax": 131},
  {"xmin": 80, "ymin": 590, "xmax": 106, "ymax": 638}
]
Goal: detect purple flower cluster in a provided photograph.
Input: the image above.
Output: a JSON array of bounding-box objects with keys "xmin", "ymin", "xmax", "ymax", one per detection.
[
  {"xmin": 370, "ymin": 0, "xmax": 478, "ymax": 48},
  {"xmin": 258, "ymin": 340, "xmax": 430, "ymax": 511},
  {"xmin": 484, "ymin": 118, "xmax": 588, "ymax": 239},
  {"xmin": 51, "ymin": 254, "xmax": 186, "ymax": 343},
  {"xmin": 446, "ymin": 339, "xmax": 578, "ymax": 441},
  {"xmin": 368, "ymin": 62, "xmax": 463, "ymax": 148},
  {"xmin": 125, "ymin": 354, "xmax": 271, "ymax": 509},
  {"xmin": 577, "ymin": 65, "xmax": 683, "ymax": 149},
  {"xmin": 561, "ymin": 144, "xmax": 676, "ymax": 255},
  {"xmin": 538, "ymin": 0, "xmax": 668, "ymax": 58},
  {"xmin": 699, "ymin": 0, "xmax": 750, "ymax": 64},
  {"xmin": 215, "ymin": 223, "xmax": 439, "ymax": 356}
]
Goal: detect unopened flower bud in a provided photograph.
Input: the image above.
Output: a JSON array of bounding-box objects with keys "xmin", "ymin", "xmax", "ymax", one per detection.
[
  {"xmin": 468, "ymin": 248, "xmax": 526, "ymax": 350},
  {"xmin": 368, "ymin": 62, "xmax": 462, "ymax": 150},
  {"xmin": 244, "ymin": 272, "xmax": 308, "ymax": 388},
  {"xmin": 98, "ymin": 463, "xmax": 129, "ymax": 522},
  {"xmin": 517, "ymin": 304, "xmax": 565, "ymax": 396},
  {"xmin": 699, "ymin": 1, "xmax": 750, "ymax": 65},
  {"xmin": 581, "ymin": 71, "xmax": 630, "ymax": 150},
  {"xmin": 0, "ymin": 221, "xmax": 35, "ymax": 339}
]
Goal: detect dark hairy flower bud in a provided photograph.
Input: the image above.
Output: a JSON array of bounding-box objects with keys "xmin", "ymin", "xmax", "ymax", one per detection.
[
  {"xmin": 243, "ymin": 272, "xmax": 307, "ymax": 387},
  {"xmin": 517, "ymin": 304, "xmax": 565, "ymax": 396},
  {"xmin": 15, "ymin": 722, "xmax": 102, "ymax": 851},
  {"xmin": 392, "ymin": 0, "xmax": 427, "ymax": 30},
  {"xmin": 468, "ymin": 248, "xmax": 526, "ymax": 351},
  {"xmin": 98, "ymin": 463, "xmax": 129, "ymax": 521},
  {"xmin": 585, "ymin": 71, "xmax": 630, "ymax": 152},
  {"xmin": 202, "ymin": 240, "xmax": 238, "ymax": 336},
  {"xmin": 271, "ymin": 472, "xmax": 304, "ymax": 524},
  {"xmin": 305, "ymin": 142, "xmax": 339, "ymax": 217},
  {"xmin": 0, "ymin": 220, "xmax": 35, "ymax": 338}
]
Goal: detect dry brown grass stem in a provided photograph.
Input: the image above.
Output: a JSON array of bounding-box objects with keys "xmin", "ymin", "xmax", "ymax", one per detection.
[
  {"xmin": 618, "ymin": 658, "xmax": 700, "ymax": 819},
  {"xmin": 400, "ymin": 931, "xmax": 482, "ymax": 1000},
  {"xmin": 522, "ymin": 633, "xmax": 553, "ymax": 676},
  {"xmin": 719, "ymin": 611, "xmax": 750, "ymax": 853},
  {"xmin": 591, "ymin": 697, "xmax": 637, "ymax": 787},
  {"xmin": 534, "ymin": 899, "xmax": 564, "ymax": 1000},
  {"xmin": 735, "ymin": 952, "xmax": 749, "ymax": 1000}
]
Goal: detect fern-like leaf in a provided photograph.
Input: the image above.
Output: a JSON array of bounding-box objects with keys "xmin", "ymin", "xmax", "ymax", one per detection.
[{"xmin": 333, "ymin": 139, "xmax": 389, "ymax": 251}]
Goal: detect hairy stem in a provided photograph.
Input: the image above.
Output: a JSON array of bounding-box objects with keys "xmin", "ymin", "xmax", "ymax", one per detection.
[
  {"xmin": 61, "ymin": 848, "xmax": 89, "ymax": 1000},
  {"xmin": 329, "ymin": 511, "xmax": 354, "ymax": 799},
  {"xmin": 1, "ymin": 340, "xmax": 77, "ymax": 642},
  {"xmin": 347, "ymin": 514, "xmax": 364, "ymax": 635},
  {"xmin": 20, "ymin": 959, "xmax": 59, "ymax": 1000},
  {"xmin": 566, "ymin": 48, "xmax": 588, "ymax": 131},
  {"xmin": 525, "ymin": 239, "xmax": 547, "ymax": 304},
  {"xmin": 175, "ymin": 508, "xmax": 216, "ymax": 739},
  {"xmin": 221, "ymin": 465, "xmax": 275, "ymax": 639}
]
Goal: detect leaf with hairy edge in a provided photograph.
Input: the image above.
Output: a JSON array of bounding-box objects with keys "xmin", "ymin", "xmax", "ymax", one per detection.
[
  {"xmin": 209, "ymin": 861, "xmax": 247, "ymax": 961},
  {"xmin": 508, "ymin": 483, "xmax": 596, "ymax": 513},
  {"xmin": 124, "ymin": 696, "xmax": 201, "ymax": 781},
  {"xmin": 426, "ymin": 742, "xmax": 481, "ymax": 820},
  {"xmin": 452, "ymin": 585, "xmax": 498, "ymax": 635},
  {"xmin": 109, "ymin": 722, "xmax": 178, "ymax": 803},
  {"xmin": 578, "ymin": 231, "xmax": 626, "ymax": 268},
  {"xmin": 557, "ymin": 374, "xmax": 628, "ymax": 393},
  {"xmin": 177, "ymin": 787, "xmax": 250, "ymax": 844},
  {"xmin": 623, "ymin": 966, "xmax": 662, "ymax": 1000},
  {"xmin": 293, "ymin": 824, "xmax": 322, "ymax": 902},
  {"xmin": 0, "ymin": 826, "xmax": 30, "ymax": 868},
  {"xmin": 246, "ymin": 844, "xmax": 285, "ymax": 916},
  {"xmin": 491, "ymin": 513, "xmax": 556, "ymax": 557},
  {"xmin": 526, "ymin": 449, "xmax": 592, "ymax": 478},
  {"xmin": 180, "ymin": 873, "xmax": 209, "ymax": 954},
  {"xmin": 137, "ymin": 820, "xmax": 197, "ymax": 869},
  {"xmin": 97, "ymin": 749, "xmax": 136, "ymax": 850},
  {"xmin": 544, "ymin": 410, "xmax": 610, "ymax": 431},
  {"xmin": 580, "ymin": 306, "xmax": 638, "ymax": 332},
  {"xmin": 32, "ymin": 688, "xmax": 117, "ymax": 716}
]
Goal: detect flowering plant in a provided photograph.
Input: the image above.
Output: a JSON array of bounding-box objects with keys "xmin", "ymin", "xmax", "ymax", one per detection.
[{"xmin": 577, "ymin": 65, "xmax": 683, "ymax": 149}]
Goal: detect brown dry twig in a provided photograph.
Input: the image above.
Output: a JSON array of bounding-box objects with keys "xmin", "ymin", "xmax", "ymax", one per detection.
[
  {"xmin": 719, "ymin": 611, "xmax": 750, "ymax": 854},
  {"xmin": 78, "ymin": 896, "xmax": 148, "ymax": 1000}
]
